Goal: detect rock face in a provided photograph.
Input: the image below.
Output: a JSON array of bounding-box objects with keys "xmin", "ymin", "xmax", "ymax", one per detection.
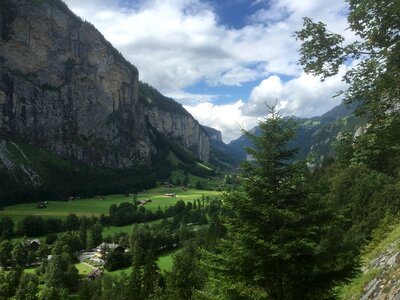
[
  {"xmin": 202, "ymin": 126, "xmax": 223, "ymax": 142},
  {"xmin": 0, "ymin": 0, "xmax": 209, "ymax": 170}
]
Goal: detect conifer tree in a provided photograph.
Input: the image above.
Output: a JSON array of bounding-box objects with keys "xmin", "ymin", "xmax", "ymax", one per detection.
[{"xmin": 199, "ymin": 108, "xmax": 357, "ymax": 300}]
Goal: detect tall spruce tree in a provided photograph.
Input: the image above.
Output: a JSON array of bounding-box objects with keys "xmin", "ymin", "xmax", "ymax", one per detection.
[{"xmin": 199, "ymin": 108, "xmax": 357, "ymax": 300}]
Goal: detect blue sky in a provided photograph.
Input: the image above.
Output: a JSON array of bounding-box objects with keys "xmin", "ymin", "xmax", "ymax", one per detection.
[{"xmin": 64, "ymin": 0, "xmax": 353, "ymax": 142}]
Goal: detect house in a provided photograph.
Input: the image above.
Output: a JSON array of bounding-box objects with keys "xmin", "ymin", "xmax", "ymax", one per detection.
[
  {"xmin": 164, "ymin": 193, "xmax": 176, "ymax": 197},
  {"xmin": 88, "ymin": 268, "xmax": 102, "ymax": 280},
  {"xmin": 27, "ymin": 239, "xmax": 40, "ymax": 251}
]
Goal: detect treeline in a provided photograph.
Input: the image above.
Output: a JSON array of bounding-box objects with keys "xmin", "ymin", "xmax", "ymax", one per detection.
[
  {"xmin": 0, "ymin": 196, "xmax": 219, "ymax": 240},
  {"xmin": 0, "ymin": 146, "xmax": 157, "ymax": 207},
  {"xmin": 102, "ymin": 197, "xmax": 213, "ymax": 227},
  {"xmin": 0, "ymin": 213, "xmax": 100, "ymax": 239}
]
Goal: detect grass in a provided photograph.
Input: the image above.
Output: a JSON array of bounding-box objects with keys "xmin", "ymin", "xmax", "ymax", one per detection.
[
  {"xmin": 338, "ymin": 268, "xmax": 381, "ymax": 299},
  {"xmin": 102, "ymin": 224, "xmax": 133, "ymax": 236},
  {"xmin": 24, "ymin": 265, "xmax": 39, "ymax": 274},
  {"xmin": 76, "ymin": 262, "xmax": 94, "ymax": 277},
  {"xmin": 337, "ymin": 222, "xmax": 400, "ymax": 299},
  {"xmin": 104, "ymin": 266, "xmax": 131, "ymax": 276},
  {"xmin": 170, "ymin": 170, "xmax": 223, "ymax": 190},
  {"xmin": 0, "ymin": 186, "xmax": 221, "ymax": 223},
  {"xmin": 104, "ymin": 249, "xmax": 177, "ymax": 277},
  {"xmin": 157, "ymin": 249, "xmax": 177, "ymax": 272}
]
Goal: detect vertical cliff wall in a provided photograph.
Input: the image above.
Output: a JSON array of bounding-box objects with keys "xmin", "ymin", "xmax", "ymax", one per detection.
[{"xmin": 0, "ymin": 0, "xmax": 209, "ymax": 172}]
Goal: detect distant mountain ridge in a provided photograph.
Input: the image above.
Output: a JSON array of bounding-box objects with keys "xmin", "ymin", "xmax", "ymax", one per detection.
[{"xmin": 226, "ymin": 103, "xmax": 366, "ymax": 166}]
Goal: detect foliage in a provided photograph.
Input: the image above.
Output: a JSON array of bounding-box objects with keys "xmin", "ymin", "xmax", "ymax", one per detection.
[
  {"xmin": 88, "ymin": 223, "xmax": 103, "ymax": 249},
  {"xmin": 295, "ymin": 0, "xmax": 400, "ymax": 175},
  {"xmin": 15, "ymin": 272, "xmax": 39, "ymax": 300},
  {"xmin": 199, "ymin": 109, "xmax": 358, "ymax": 299},
  {"xmin": 104, "ymin": 249, "xmax": 131, "ymax": 271},
  {"xmin": 0, "ymin": 239, "xmax": 12, "ymax": 267},
  {"xmin": 0, "ymin": 216, "xmax": 14, "ymax": 239},
  {"xmin": 0, "ymin": 269, "xmax": 21, "ymax": 300},
  {"xmin": 166, "ymin": 243, "xmax": 205, "ymax": 300}
]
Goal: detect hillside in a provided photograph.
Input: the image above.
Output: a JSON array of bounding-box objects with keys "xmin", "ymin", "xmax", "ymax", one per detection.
[
  {"xmin": 0, "ymin": 0, "xmax": 211, "ymax": 203},
  {"xmin": 228, "ymin": 103, "xmax": 367, "ymax": 165}
]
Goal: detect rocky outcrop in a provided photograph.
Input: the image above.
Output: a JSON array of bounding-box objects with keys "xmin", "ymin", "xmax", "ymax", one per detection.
[
  {"xmin": 0, "ymin": 0, "xmax": 209, "ymax": 171},
  {"xmin": 358, "ymin": 241, "xmax": 400, "ymax": 300},
  {"xmin": 146, "ymin": 107, "xmax": 209, "ymax": 162},
  {"xmin": 202, "ymin": 126, "xmax": 223, "ymax": 142}
]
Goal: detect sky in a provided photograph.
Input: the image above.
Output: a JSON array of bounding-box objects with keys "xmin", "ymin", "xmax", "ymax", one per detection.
[{"xmin": 63, "ymin": 0, "xmax": 354, "ymax": 143}]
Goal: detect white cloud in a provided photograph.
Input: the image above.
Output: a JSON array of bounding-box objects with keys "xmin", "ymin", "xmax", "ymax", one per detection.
[
  {"xmin": 184, "ymin": 101, "xmax": 259, "ymax": 143},
  {"xmin": 186, "ymin": 69, "xmax": 348, "ymax": 142},
  {"xmin": 164, "ymin": 90, "xmax": 219, "ymax": 105},
  {"xmin": 62, "ymin": 0, "xmax": 354, "ymax": 142},
  {"xmin": 245, "ymin": 69, "xmax": 348, "ymax": 118},
  {"xmin": 63, "ymin": 0, "xmax": 351, "ymax": 93}
]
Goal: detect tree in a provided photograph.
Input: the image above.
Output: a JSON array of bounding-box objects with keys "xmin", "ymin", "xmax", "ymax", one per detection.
[
  {"xmin": 18, "ymin": 216, "xmax": 45, "ymax": 237},
  {"xmin": 166, "ymin": 243, "xmax": 205, "ymax": 300},
  {"xmin": 199, "ymin": 109, "xmax": 357, "ymax": 299},
  {"xmin": 12, "ymin": 241, "xmax": 28, "ymax": 268},
  {"xmin": 16, "ymin": 273, "xmax": 39, "ymax": 300},
  {"xmin": 0, "ymin": 269, "xmax": 21, "ymax": 300},
  {"xmin": 65, "ymin": 213, "xmax": 80, "ymax": 231},
  {"xmin": 295, "ymin": 0, "xmax": 400, "ymax": 174},
  {"xmin": 0, "ymin": 240, "xmax": 13, "ymax": 267},
  {"xmin": 44, "ymin": 253, "xmax": 79, "ymax": 292},
  {"xmin": 0, "ymin": 216, "xmax": 14, "ymax": 240},
  {"xmin": 88, "ymin": 222, "xmax": 103, "ymax": 249},
  {"xmin": 140, "ymin": 248, "xmax": 161, "ymax": 300},
  {"xmin": 79, "ymin": 217, "xmax": 88, "ymax": 250}
]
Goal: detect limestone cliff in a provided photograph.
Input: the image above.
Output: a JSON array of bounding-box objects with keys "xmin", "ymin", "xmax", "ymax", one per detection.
[
  {"xmin": 202, "ymin": 126, "xmax": 223, "ymax": 142},
  {"xmin": 0, "ymin": 0, "xmax": 209, "ymax": 172}
]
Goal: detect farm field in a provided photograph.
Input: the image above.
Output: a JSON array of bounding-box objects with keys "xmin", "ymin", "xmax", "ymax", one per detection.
[{"xmin": 0, "ymin": 186, "xmax": 221, "ymax": 223}]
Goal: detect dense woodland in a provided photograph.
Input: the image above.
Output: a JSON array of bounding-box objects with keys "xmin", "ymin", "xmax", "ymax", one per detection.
[{"xmin": 1, "ymin": 0, "xmax": 400, "ymax": 299}]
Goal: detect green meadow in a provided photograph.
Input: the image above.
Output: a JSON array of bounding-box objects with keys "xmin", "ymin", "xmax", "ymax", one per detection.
[{"xmin": 0, "ymin": 186, "xmax": 221, "ymax": 223}]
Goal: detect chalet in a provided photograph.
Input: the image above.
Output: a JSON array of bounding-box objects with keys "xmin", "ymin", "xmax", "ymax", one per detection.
[
  {"xmin": 27, "ymin": 239, "xmax": 40, "ymax": 251},
  {"xmin": 88, "ymin": 268, "xmax": 102, "ymax": 280}
]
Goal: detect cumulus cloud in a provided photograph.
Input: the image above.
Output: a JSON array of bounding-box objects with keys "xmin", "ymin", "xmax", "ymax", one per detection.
[
  {"xmin": 184, "ymin": 101, "xmax": 259, "ymax": 143},
  {"xmin": 63, "ymin": 0, "xmax": 350, "ymax": 93},
  {"xmin": 186, "ymin": 69, "xmax": 348, "ymax": 142},
  {"xmin": 245, "ymin": 69, "xmax": 348, "ymax": 118},
  {"xmin": 63, "ymin": 0, "xmax": 354, "ymax": 142}
]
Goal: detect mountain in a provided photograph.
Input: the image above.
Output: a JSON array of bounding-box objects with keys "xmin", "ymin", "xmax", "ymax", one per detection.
[
  {"xmin": 228, "ymin": 103, "xmax": 367, "ymax": 165},
  {"xmin": 201, "ymin": 126, "xmax": 242, "ymax": 170},
  {"xmin": 0, "ymin": 0, "xmax": 210, "ymax": 202},
  {"xmin": 202, "ymin": 126, "xmax": 223, "ymax": 142}
]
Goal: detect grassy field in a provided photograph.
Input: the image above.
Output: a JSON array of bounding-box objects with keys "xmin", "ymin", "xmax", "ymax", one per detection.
[
  {"xmin": 76, "ymin": 262, "xmax": 94, "ymax": 277},
  {"xmin": 171, "ymin": 169, "xmax": 223, "ymax": 190},
  {"xmin": 157, "ymin": 249, "xmax": 177, "ymax": 272},
  {"xmin": 101, "ymin": 249, "xmax": 177, "ymax": 277},
  {"xmin": 0, "ymin": 186, "xmax": 221, "ymax": 223}
]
